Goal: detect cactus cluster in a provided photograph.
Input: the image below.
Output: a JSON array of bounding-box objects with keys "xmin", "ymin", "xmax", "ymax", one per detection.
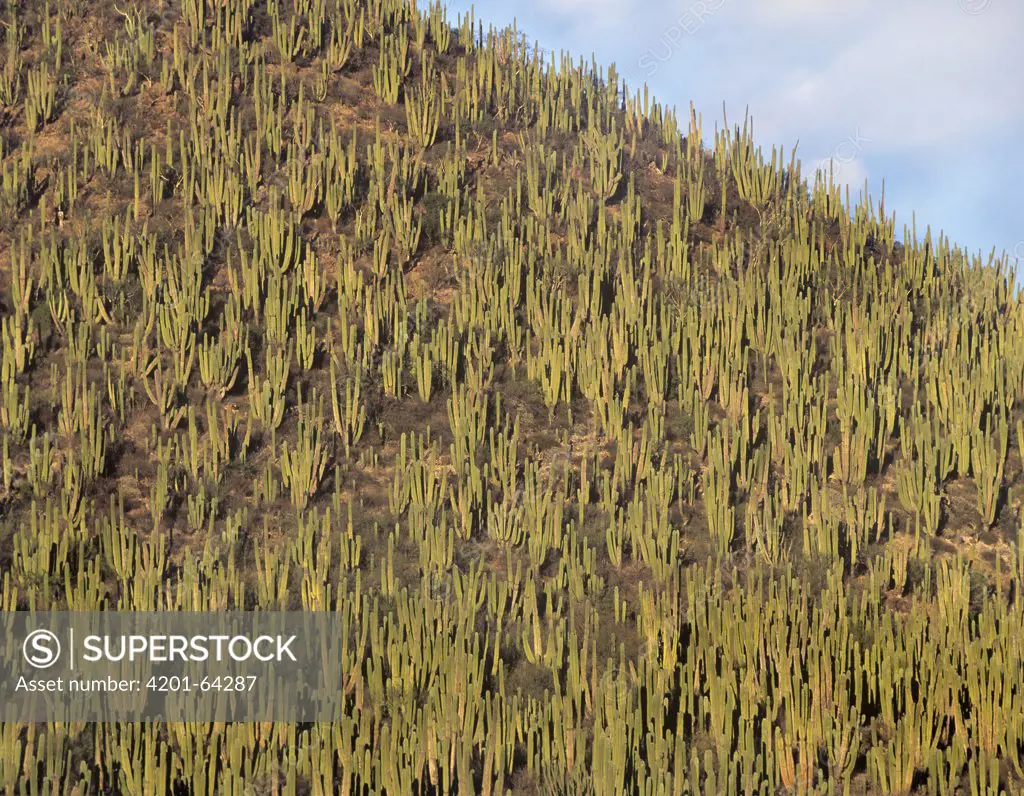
[{"xmin": 0, "ymin": 0, "xmax": 1022, "ymax": 792}]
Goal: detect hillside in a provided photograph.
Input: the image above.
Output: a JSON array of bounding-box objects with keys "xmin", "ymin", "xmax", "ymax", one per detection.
[{"xmin": 1, "ymin": 0, "xmax": 1023, "ymax": 792}]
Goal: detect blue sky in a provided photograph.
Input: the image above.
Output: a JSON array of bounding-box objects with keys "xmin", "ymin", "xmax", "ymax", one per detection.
[{"xmin": 445, "ymin": 0, "xmax": 1023, "ymax": 283}]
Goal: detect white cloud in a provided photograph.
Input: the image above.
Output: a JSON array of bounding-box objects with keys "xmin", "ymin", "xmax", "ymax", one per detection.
[
  {"xmin": 744, "ymin": 0, "xmax": 871, "ymax": 23},
  {"xmin": 546, "ymin": 0, "xmax": 622, "ymax": 10},
  {"xmin": 537, "ymin": 0, "xmax": 632, "ymax": 31},
  {"xmin": 810, "ymin": 156, "xmax": 869, "ymax": 193},
  {"xmin": 749, "ymin": 6, "xmax": 1019, "ymax": 152}
]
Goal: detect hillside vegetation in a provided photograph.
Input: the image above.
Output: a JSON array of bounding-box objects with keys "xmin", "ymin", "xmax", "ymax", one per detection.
[{"xmin": 1, "ymin": 0, "xmax": 1023, "ymax": 792}]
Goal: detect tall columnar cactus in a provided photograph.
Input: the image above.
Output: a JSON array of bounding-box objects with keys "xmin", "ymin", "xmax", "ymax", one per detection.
[
  {"xmin": 406, "ymin": 61, "xmax": 443, "ymax": 151},
  {"xmin": 373, "ymin": 22, "xmax": 410, "ymax": 103},
  {"xmin": 246, "ymin": 342, "xmax": 291, "ymax": 433},
  {"xmin": 586, "ymin": 122, "xmax": 623, "ymax": 202},
  {"xmin": 280, "ymin": 386, "xmax": 328, "ymax": 509},
  {"xmin": 0, "ymin": 13, "xmax": 22, "ymax": 109},
  {"xmin": 703, "ymin": 427, "xmax": 735, "ymax": 558},
  {"xmin": 970, "ymin": 411, "xmax": 1008, "ymax": 527},
  {"xmin": 24, "ymin": 61, "xmax": 56, "ymax": 131}
]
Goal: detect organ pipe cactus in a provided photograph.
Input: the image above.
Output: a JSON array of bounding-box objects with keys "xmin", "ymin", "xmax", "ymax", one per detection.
[
  {"xmin": 280, "ymin": 386, "xmax": 328, "ymax": 509},
  {"xmin": 0, "ymin": 0, "xmax": 1021, "ymax": 790}
]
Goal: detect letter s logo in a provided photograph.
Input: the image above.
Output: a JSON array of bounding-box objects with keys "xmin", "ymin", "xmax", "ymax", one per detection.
[{"xmin": 23, "ymin": 630, "xmax": 61, "ymax": 669}]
